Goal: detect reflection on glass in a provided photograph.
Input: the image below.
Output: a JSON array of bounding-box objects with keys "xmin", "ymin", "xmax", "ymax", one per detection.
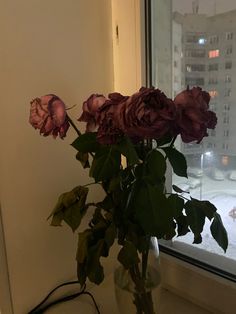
[{"xmin": 152, "ymin": 0, "xmax": 236, "ymax": 276}]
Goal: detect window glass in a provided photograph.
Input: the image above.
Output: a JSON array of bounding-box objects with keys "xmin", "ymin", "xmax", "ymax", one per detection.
[{"xmin": 151, "ymin": 0, "xmax": 236, "ymax": 278}]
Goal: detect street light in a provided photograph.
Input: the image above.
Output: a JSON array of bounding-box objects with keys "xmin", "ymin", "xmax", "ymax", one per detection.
[{"xmin": 200, "ymin": 151, "xmax": 213, "ymax": 200}]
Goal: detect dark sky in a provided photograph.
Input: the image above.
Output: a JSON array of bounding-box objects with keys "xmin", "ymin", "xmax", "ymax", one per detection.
[{"xmin": 173, "ymin": 0, "xmax": 236, "ymax": 16}]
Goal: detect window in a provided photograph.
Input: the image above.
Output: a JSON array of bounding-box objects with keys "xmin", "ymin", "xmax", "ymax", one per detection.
[
  {"xmin": 174, "ymin": 60, "xmax": 178, "ymax": 67},
  {"xmin": 225, "ymin": 89, "xmax": 231, "ymax": 97},
  {"xmin": 174, "ymin": 45, "xmax": 178, "ymax": 53},
  {"xmin": 151, "ymin": 0, "xmax": 236, "ymax": 299},
  {"xmin": 186, "ymin": 77, "xmax": 204, "ymax": 86},
  {"xmin": 226, "ymin": 32, "xmax": 233, "ymax": 40},
  {"xmin": 151, "ymin": 2, "xmax": 236, "ymax": 310},
  {"xmin": 185, "ymin": 49, "xmax": 205, "ymax": 58},
  {"xmin": 225, "ymin": 61, "xmax": 232, "ymax": 69},
  {"xmin": 208, "ymin": 63, "xmax": 218, "ymax": 71},
  {"xmin": 209, "ymin": 35, "xmax": 219, "ymax": 44},
  {"xmin": 209, "ymin": 90, "xmax": 218, "ymax": 98},
  {"xmin": 226, "ymin": 46, "xmax": 233, "ymax": 55},
  {"xmin": 186, "ymin": 64, "xmax": 205, "ymax": 72},
  {"xmin": 208, "ymin": 49, "xmax": 219, "ymax": 58},
  {"xmin": 208, "ymin": 77, "xmax": 217, "ymax": 84}
]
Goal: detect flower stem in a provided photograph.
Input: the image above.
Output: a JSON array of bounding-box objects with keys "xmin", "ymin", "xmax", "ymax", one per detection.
[{"xmin": 66, "ymin": 114, "xmax": 81, "ymax": 136}]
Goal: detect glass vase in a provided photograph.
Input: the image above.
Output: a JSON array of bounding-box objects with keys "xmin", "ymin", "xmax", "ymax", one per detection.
[{"xmin": 114, "ymin": 237, "xmax": 161, "ymax": 314}]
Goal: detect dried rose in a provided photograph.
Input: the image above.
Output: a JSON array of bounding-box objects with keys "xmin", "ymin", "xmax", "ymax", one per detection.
[
  {"xmin": 115, "ymin": 87, "xmax": 177, "ymax": 141},
  {"xmin": 29, "ymin": 94, "xmax": 69, "ymax": 139},
  {"xmin": 174, "ymin": 87, "xmax": 217, "ymax": 143},
  {"xmin": 78, "ymin": 94, "xmax": 107, "ymax": 132},
  {"xmin": 96, "ymin": 93, "xmax": 128, "ymax": 144}
]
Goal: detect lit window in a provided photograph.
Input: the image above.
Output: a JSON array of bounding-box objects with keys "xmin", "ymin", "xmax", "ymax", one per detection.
[
  {"xmin": 225, "ymin": 75, "xmax": 231, "ymax": 83},
  {"xmin": 198, "ymin": 38, "xmax": 206, "ymax": 45},
  {"xmin": 208, "ymin": 49, "xmax": 219, "ymax": 58},
  {"xmin": 209, "ymin": 90, "xmax": 218, "ymax": 98}
]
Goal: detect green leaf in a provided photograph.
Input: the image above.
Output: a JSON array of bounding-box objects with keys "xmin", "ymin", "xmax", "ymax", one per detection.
[
  {"xmin": 210, "ymin": 213, "xmax": 228, "ymax": 252},
  {"xmin": 172, "ymin": 184, "xmax": 189, "ymax": 194},
  {"xmin": 175, "ymin": 215, "xmax": 190, "ymax": 237},
  {"xmin": 155, "ymin": 134, "xmax": 173, "ymax": 147},
  {"xmin": 71, "ymin": 132, "xmax": 100, "ymax": 153},
  {"xmin": 146, "ymin": 150, "xmax": 166, "ymax": 180},
  {"xmin": 76, "ymin": 151, "xmax": 90, "ymax": 168},
  {"xmin": 48, "ymin": 186, "xmax": 89, "ymax": 232},
  {"xmin": 190, "ymin": 198, "xmax": 217, "ymax": 221},
  {"xmin": 90, "ymin": 147, "xmax": 121, "ymax": 182},
  {"xmin": 87, "ymin": 240, "xmax": 105, "ymax": 284},
  {"xmin": 76, "ymin": 230, "xmax": 92, "ymax": 264},
  {"xmin": 118, "ymin": 241, "xmax": 140, "ymax": 269},
  {"xmin": 162, "ymin": 147, "xmax": 188, "ymax": 178},
  {"xmin": 105, "ymin": 224, "xmax": 116, "ymax": 247},
  {"xmin": 184, "ymin": 199, "xmax": 205, "ymax": 243},
  {"xmin": 115, "ymin": 136, "xmax": 139, "ymax": 165},
  {"xmin": 167, "ymin": 194, "xmax": 185, "ymax": 218},
  {"xmin": 132, "ymin": 181, "xmax": 173, "ymax": 238}
]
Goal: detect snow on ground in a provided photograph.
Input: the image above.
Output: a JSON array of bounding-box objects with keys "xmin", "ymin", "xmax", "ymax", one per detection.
[{"xmin": 172, "ymin": 174, "xmax": 236, "ymax": 275}]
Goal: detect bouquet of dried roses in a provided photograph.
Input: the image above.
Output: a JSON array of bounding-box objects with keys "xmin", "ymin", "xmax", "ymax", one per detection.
[{"xmin": 29, "ymin": 87, "xmax": 228, "ymax": 314}]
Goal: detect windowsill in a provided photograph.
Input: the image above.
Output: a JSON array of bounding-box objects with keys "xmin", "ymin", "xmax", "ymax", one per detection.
[{"xmin": 47, "ymin": 273, "xmax": 211, "ymax": 314}]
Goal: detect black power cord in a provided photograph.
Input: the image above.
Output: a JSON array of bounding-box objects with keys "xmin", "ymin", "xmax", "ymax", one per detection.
[{"xmin": 28, "ymin": 281, "xmax": 100, "ymax": 314}]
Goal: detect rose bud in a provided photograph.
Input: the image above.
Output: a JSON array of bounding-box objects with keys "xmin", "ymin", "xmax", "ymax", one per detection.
[{"xmin": 29, "ymin": 94, "xmax": 70, "ymax": 139}]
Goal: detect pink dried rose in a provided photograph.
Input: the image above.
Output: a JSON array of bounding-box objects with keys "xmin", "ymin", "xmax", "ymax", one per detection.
[
  {"xmin": 78, "ymin": 94, "xmax": 107, "ymax": 132},
  {"xmin": 115, "ymin": 87, "xmax": 177, "ymax": 141},
  {"xmin": 174, "ymin": 87, "xmax": 217, "ymax": 143},
  {"xmin": 96, "ymin": 93, "xmax": 128, "ymax": 144},
  {"xmin": 29, "ymin": 94, "xmax": 69, "ymax": 139}
]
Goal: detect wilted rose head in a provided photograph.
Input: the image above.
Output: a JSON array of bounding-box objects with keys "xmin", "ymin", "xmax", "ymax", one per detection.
[
  {"xmin": 96, "ymin": 92, "xmax": 128, "ymax": 144},
  {"xmin": 29, "ymin": 94, "xmax": 69, "ymax": 139},
  {"xmin": 115, "ymin": 87, "xmax": 177, "ymax": 141},
  {"xmin": 174, "ymin": 87, "xmax": 217, "ymax": 143},
  {"xmin": 78, "ymin": 94, "xmax": 107, "ymax": 132}
]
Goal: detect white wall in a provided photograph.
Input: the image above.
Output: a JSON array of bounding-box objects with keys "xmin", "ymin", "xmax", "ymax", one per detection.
[{"xmin": 0, "ymin": 0, "xmax": 113, "ymax": 313}]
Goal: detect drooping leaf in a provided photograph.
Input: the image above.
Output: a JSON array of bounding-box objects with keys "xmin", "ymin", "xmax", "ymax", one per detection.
[
  {"xmin": 184, "ymin": 199, "xmax": 205, "ymax": 244},
  {"xmin": 210, "ymin": 213, "xmax": 228, "ymax": 252},
  {"xmin": 71, "ymin": 132, "xmax": 100, "ymax": 153},
  {"xmin": 76, "ymin": 230, "xmax": 92, "ymax": 264},
  {"xmin": 172, "ymin": 184, "xmax": 189, "ymax": 194},
  {"xmin": 118, "ymin": 241, "xmax": 140, "ymax": 269},
  {"xmin": 162, "ymin": 147, "xmax": 188, "ymax": 178},
  {"xmin": 175, "ymin": 215, "xmax": 190, "ymax": 237},
  {"xmin": 104, "ymin": 223, "xmax": 117, "ymax": 247},
  {"xmin": 48, "ymin": 186, "xmax": 89, "ymax": 232},
  {"xmin": 146, "ymin": 150, "xmax": 166, "ymax": 180},
  {"xmin": 76, "ymin": 151, "xmax": 90, "ymax": 168},
  {"xmin": 115, "ymin": 136, "xmax": 139, "ymax": 165},
  {"xmin": 90, "ymin": 147, "xmax": 121, "ymax": 182},
  {"xmin": 87, "ymin": 240, "xmax": 105, "ymax": 284},
  {"xmin": 190, "ymin": 198, "xmax": 217, "ymax": 221}
]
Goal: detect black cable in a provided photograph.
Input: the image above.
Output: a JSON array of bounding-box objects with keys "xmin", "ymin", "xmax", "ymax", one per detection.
[{"xmin": 28, "ymin": 281, "xmax": 100, "ymax": 314}]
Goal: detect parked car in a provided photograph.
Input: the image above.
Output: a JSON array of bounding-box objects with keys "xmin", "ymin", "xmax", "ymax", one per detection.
[
  {"xmin": 187, "ymin": 167, "xmax": 203, "ymax": 178},
  {"xmin": 210, "ymin": 168, "xmax": 224, "ymax": 181},
  {"xmin": 229, "ymin": 170, "xmax": 236, "ymax": 181},
  {"xmin": 188, "ymin": 178, "xmax": 201, "ymax": 189}
]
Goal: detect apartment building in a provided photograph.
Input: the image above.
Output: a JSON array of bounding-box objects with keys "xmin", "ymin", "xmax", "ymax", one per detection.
[{"xmin": 173, "ymin": 9, "xmax": 236, "ymax": 168}]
